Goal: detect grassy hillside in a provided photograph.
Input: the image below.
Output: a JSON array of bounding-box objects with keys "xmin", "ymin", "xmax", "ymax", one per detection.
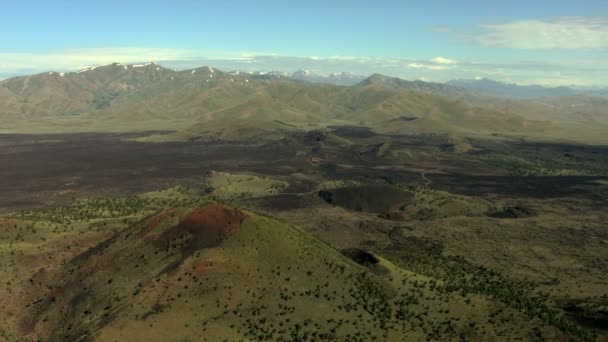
[{"xmin": 1, "ymin": 193, "xmax": 585, "ymax": 341}]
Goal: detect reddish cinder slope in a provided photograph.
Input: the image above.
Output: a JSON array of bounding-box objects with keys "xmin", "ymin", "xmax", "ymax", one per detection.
[
  {"xmin": 21, "ymin": 203, "xmax": 249, "ymax": 341},
  {"xmin": 157, "ymin": 204, "xmax": 248, "ymax": 252}
]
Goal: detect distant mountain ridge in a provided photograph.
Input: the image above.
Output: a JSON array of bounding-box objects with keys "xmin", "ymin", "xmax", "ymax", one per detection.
[
  {"xmin": 447, "ymin": 78, "xmax": 577, "ymax": 99},
  {"xmin": 290, "ymin": 69, "xmax": 366, "ymax": 86},
  {"xmin": 359, "ymin": 73, "xmax": 470, "ymax": 97},
  {"xmin": 1, "ymin": 63, "xmax": 607, "ymax": 143},
  {"xmin": 3, "ymin": 62, "xmax": 604, "ymax": 98}
]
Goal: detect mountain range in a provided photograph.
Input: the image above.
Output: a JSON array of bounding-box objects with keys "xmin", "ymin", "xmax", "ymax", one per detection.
[
  {"xmin": 293, "ymin": 72, "xmax": 608, "ymax": 100},
  {"xmin": 290, "ymin": 69, "xmax": 366, "ymax": 86},
  {"xmin": 447, "ymin": 78, "xmax": 578, "ymax": 99},
  {"xmin": 1, "ymin": 63, "xmax": 607, "ymax": 143}
]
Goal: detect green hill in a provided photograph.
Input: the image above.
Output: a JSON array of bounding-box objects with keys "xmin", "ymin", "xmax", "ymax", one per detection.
[{"xmin": 0, "ymin": 201, "xmax": 575, "ymax": 341}]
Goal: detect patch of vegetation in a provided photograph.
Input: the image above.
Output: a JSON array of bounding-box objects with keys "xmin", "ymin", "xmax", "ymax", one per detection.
[
  {"xmin": 205, "ymin": 171, "xmax": 289, "ymax": 201},
  {"xmin": 382, "ymin": 235, "xmax": 597, "ymax": 341},
  {"xmin": 396, "ymin": 184, "xmax": 492, "ymax": 220},
  {"xmin": 316, "ymin": 180, "xmax": 362, "ymax": 191},
  {"xmin": 376, "ymin": 141, "xmax": 392, "ymax": 157},
  {"xmin": 470, "ymin": 141, "xmax": 608, "ymax": 176},
  {"xmin": 10, "ymin": 186, "xmax": 207, "ymax": 225},
  {"xmin": 476, "ymin": 153, "xmax": 559, "ymax": 176},
  {"xmin": 487, "ymin": 205, "xmax": 535, "ymax": 218},
  {"xmin": 92, "ymin": 91, "xmax": 120, "ymax": 109}
]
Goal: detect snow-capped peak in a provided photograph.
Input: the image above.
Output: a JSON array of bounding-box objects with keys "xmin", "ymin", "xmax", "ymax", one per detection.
[
  {"xmin": 132, "ymin": 62, "xmax": 155, "ymax": 68},
  {"xmin": 77, "ymin": 66, "xmax": 99, "ymax": 73},
  {"xmin": 114, "ymin": 63, "xmax": 129, "ymax": 70},
  {"xmin": 329, "ymin": 72, "xmax": 351, "ymax": 77}
]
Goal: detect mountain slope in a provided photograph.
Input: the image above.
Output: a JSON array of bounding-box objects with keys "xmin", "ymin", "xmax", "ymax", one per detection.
[
  {"xmin": 291, "ymin": 69, "xmax": 366, "ymax": 86},
  {"xmin": 359, "ymin": 74, "xmax": 470, "ymax": 98},
  {"xmin": 448, "ymin": 78, "xmax": 577, "ymax": 99},
  {"xmin": 0, "ymin": 63, "xmax": 176, "ymax": 116},
  {"xmin": 1, "ymin": 65, "xmax": 605, "ymax": 142},
  {"xmin": 16, "ymin": 203, "xmax": 569, "ymax": 341}
]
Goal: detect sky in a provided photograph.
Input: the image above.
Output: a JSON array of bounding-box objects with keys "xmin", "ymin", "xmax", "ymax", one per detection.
[{"xmin": 1, "ymin": 0, "xmax": 607, "ymax": 86}]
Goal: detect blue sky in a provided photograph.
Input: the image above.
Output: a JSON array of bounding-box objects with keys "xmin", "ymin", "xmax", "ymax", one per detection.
[{"xmin": 1, "ymin": 0, "xmax": 607, "ymax": 86}]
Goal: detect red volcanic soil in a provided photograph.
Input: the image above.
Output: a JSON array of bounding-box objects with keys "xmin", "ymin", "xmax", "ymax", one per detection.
[
  {"xmin": 157, "ymin": 204, "xmax": 250, "ymax": 251},
  {"xmin": 0, "ymin": 217, "xmax": 18, "ymax": 225},
  {"xmin": 21, "ymin": 203, "xmax": 250, "ymax": 340},
  {"xmin": 192, "ymin": 258, "xmax": 213, "ymax": 277}
]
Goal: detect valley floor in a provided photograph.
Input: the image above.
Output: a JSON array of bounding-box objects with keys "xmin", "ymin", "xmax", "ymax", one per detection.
[{"xmin": 0, "ymin": 130, "xmax": 606, "ymax": 341}]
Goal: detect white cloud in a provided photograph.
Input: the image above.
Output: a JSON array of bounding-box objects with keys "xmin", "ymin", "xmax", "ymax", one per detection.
[
  {"xmin": 478, "ymin": 17, "xmax": 608, "ymax": 49},
  {"xmin": 327, "ymin": 55, "xmax": 363, "ymax": 61},
  {"xmin": 407, "ymin": 63, "xmax": 424, "ymax": 69},
  {"xmin": 407, "ymin": 57, "xmax": 458, "ymax": 70},
  {"xmin": 408, "ymin": 63, "xmax": 448, "ymax": 70},
  {"xmin": 430, "ymin": 57, "xmax": 458, "ymax": 64}
]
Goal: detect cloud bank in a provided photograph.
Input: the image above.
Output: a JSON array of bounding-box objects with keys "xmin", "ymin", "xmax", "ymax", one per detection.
[{"xmin": 477, "ymin": 17, "xmax": 608, "ymax": 49}]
